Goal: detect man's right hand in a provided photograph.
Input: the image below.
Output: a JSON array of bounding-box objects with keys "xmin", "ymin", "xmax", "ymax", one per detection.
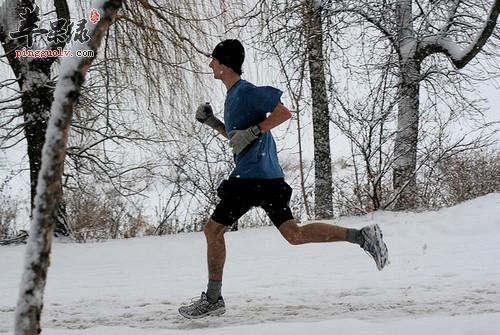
[
  {"xmin": 195, "ymin": 103, "xmax": 225, "ymax": 131},
  {"xmin": 196, "ymin": 103, "xmax": 213, "ymax": 123}
]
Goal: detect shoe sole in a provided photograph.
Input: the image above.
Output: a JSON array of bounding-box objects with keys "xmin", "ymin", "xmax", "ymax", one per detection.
[
  {"xmin": 178, "ymin": 307, "xmax": 226, "ymax": 319},
  {"xmin": 363, "ymin": 224, "xmax": 389, "ymax": 271},
  {"xmin": 373, "ymin": 224, "xmax": 388, "ymax": 270}
]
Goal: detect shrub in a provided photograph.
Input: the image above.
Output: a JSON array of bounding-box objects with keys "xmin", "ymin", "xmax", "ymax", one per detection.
[
  {"xmin": 65, "ymin": 185, "xmax": 154, "ymax": 242},
  {"xmin": 420, "ymin": 149, "xmax": 500, "ymax": 208},
  {"xmin": 0, "ymin": 194, "xmax": 18, "ymax": 240}
]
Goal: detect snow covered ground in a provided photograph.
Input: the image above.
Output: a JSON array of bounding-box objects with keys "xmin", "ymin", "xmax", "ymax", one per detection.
[{"xmin": 1, "ymin": 194, "xmax": 500, "ymax": 334}]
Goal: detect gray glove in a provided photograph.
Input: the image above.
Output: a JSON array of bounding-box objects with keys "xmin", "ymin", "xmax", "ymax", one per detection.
[
  {"xmin": 228, "ymin": 125, "xmax": 262, "ymax": 155},
  {"xmin": 196, "ymin": 103, "xmax": 224, "ymax": 130}
]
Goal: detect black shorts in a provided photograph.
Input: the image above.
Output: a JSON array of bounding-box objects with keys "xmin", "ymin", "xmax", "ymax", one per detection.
[{"xmin": 211, "ymin": 177, "xmax": 294, "ymax": 228}]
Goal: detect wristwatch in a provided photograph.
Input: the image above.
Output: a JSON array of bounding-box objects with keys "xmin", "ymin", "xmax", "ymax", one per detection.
[{"xmin": 249, "ymin": 125, "xmax": 262, "ymax": 137}]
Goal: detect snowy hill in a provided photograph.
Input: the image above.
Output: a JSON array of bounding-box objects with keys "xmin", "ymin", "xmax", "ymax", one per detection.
[{"xmin": 1, "ymin": 194, "xmax": 500, "ymax": 334}]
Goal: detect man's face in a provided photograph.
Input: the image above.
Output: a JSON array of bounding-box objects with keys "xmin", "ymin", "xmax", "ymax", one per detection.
[{"xmin": 209, "ymin": 57, "xmax": 223, "ymax": 80}]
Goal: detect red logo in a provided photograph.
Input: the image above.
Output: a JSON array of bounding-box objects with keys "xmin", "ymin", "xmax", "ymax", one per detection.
[{"xmin": 89, "ymin": 8, "xmax": 100, "ymax": 24}]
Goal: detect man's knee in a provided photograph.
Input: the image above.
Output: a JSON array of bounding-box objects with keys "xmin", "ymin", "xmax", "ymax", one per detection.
[
  {"xmin": 284, "ymin": 233, "xmax": 303, "ymax": 245},
  {"xmin": 204, "ymin": 219, "xmax": 226, "ymax": 239},
  {"xmin": 279, "ymin": 219, "xmax": 304, "ymax": 245}
]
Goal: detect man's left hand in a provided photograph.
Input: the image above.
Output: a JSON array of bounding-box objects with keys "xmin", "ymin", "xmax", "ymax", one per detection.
[{"xmin": 228, "ymin": 125, "xmax": 262, "ymax": 155}]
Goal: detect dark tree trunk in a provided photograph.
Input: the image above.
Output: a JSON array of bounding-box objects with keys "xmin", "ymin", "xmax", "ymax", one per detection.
[
  {"xmin": 22, "ymin": 64, "xmax": 70, "ymax": 236},
  {"xmin": 0, "ymin": 0, "xmax": 71, "ymax": 237},
  {"xmin": 23, "ymin": 80, "xmax": 51, "ymax": 207}
]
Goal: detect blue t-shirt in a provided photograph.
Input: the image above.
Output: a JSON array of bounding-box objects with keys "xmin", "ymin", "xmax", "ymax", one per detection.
[{"xmin": 224, "ymin": 79, "xmax": 284, "ymax": 179}]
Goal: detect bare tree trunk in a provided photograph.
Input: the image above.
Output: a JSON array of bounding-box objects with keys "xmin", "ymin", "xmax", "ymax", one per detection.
[
  {"xmin": 305, "ymin": 0, "xmax": 333, "ymax": 219},
  {"xmin": 23, "ymin": 83, "xmax": 51, "ymax": 209},
  {"xmin": 1, "ymin": 0, "xmax": 71, "ymax": 236},
  {"xmin": 14, "ymin": 1, "xmax": 122, "ymax": 333},
  {"xmin": 393, "ymin": 58, "xmax": 421, "ymax": 209},
  {"xmin": 22, "ymin": 68, "xmax": 70, "ymax": 236},
  {"xmin": 393, "ymin": 0, "xmax": 420, "ymax": 210}
]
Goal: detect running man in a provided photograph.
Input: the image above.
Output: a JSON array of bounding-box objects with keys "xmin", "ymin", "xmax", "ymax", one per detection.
[{"xmin": 178, "ymin": 39, "xmax": 388, "ymax": 319}]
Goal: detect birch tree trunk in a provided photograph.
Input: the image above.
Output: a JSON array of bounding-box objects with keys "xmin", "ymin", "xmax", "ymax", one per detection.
[
  {"xmin": 305, "ymin": 0, "xmax": 333, "ymax": 219},
  {"xmin": 392, "ymin": 0, "xmax": 421, "ymax": 210},
  {"xmin": 393, "ymin": 58, "xmax": 421, "ymax": 210},
  {"xmin": 14, "ymin": 1, "xmax": 122, "ymax": 333}
]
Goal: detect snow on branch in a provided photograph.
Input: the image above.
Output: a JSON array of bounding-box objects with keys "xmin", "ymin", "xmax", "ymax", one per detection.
[
  {"xmin": 419, "ymin": 0, "xmax": 500, "ymax": 68},
  {"xmin": 13, "ymin": 1, "xmax": 123, "ymax": 334}
]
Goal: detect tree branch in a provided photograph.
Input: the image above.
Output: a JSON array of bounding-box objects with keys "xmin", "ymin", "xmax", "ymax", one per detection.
[
  {"xmin": 418, "ymin": 0, "xmax": 500, "ymax": 67},
  {"xmin": 325, "ymin": 6, "xmax": 397, "ymax": 48}
]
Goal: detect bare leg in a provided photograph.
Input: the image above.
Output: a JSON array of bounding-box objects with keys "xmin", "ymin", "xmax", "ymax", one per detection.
[
  {"xmin": 279, "ymin": 219, "xmax": 388, "ymax": 270},
  {"xmin": 204, "ymin": 219, "xmax": 227, "ymax": 280},
  {"xmin": 178, "ymin": 218, "xmax": 227, "ymax": 317},
  {"xmin": 278, "ymin": 219, "xmax": 351, "ymax": 245}
]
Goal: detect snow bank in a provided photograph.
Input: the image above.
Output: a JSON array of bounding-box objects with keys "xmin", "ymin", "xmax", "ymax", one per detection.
[{"xmin": 1, "ymin": 193, "xmax": 499, "ymax": 334}]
